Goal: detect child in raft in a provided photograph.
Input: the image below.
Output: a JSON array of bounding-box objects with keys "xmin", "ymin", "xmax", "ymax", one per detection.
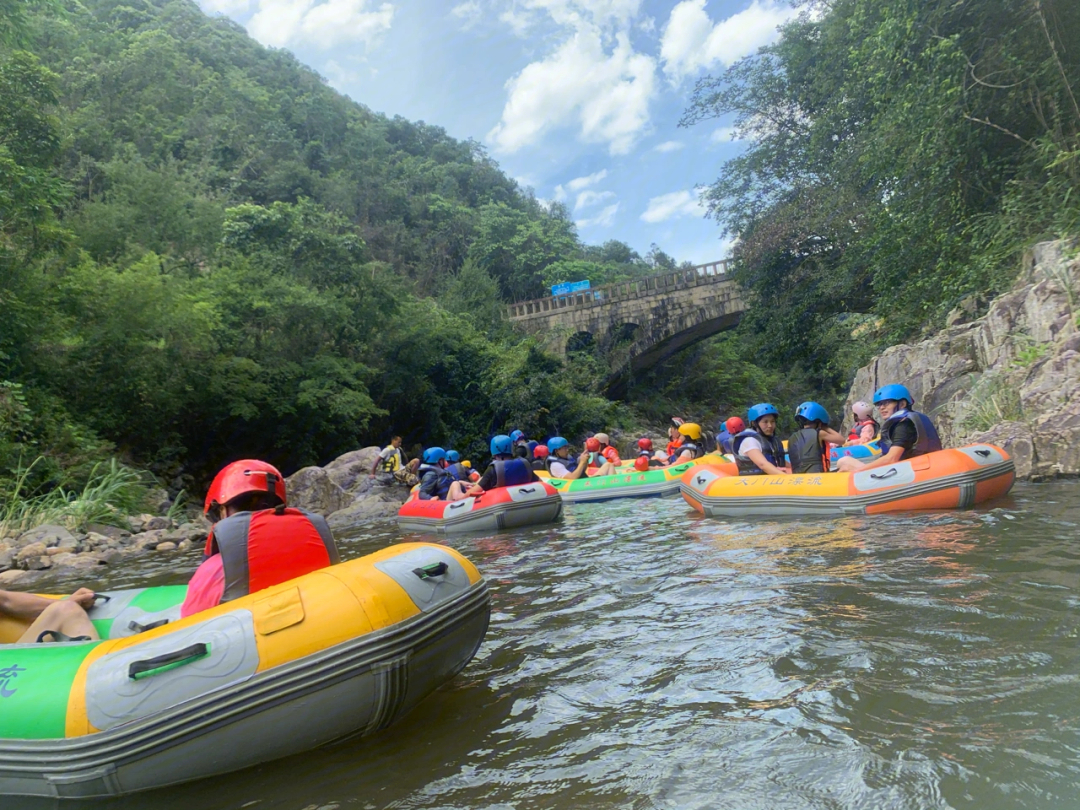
[
  {"xmin": 634, "ymin": 437, "xmax": 668, "ymax": 471},
  {"xmin": 843, "ymin": 401, "xmax": 879, "ymax": 446},
  {"xmin": 583, "ymin": 437, "xmax": 620, "ymax": 476}
]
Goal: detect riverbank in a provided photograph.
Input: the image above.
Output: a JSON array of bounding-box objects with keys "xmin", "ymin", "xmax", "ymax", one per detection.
[{"xmin": 845, "ymin": 239, "xmax": 1080, "ymax": 479}]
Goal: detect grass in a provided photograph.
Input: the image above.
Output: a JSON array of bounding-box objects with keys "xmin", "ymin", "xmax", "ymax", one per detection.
[
  {"xmin": 959, "ymin": 374, "xmax": 1024, "ymax": 434},
  {"xmin": 0, "ymin": 457, "xmax": 153, "ymax": 538}
]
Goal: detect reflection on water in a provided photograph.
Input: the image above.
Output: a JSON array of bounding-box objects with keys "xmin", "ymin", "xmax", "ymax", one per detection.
[{"xmin": 13, "ymin": 482, "xmax": 1080, "ymax": 810}]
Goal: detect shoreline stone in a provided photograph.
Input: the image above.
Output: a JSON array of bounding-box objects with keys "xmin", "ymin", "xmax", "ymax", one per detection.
[
  {"xmin": 287, "ymin": 446, "xmax": 412, "ymax": 528},
  {"xmin": 845, "ymin": 239, "xmax": 1080, "ymax": 479}
]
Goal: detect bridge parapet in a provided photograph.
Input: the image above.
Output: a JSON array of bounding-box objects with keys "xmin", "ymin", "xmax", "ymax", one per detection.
[{"xmin": 506, "ymin": 259, "xmax": 731, "ymax": 320}]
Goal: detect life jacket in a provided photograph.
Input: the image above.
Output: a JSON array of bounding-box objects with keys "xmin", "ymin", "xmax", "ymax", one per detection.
[
  {"xmin": 675, "ymin": 440, "xmax": 704, "ymax": 460},
  {"xmin": 665, "ymin": 438, "xmax": 683, "ymax": 458},
  {"xmin": 487, "ymin": 457, "xmax": 533, "ymax": 488},
  {"xmin": 447, "ymin": 461, "xmax": 471, "ymax": 482},
  {"xmin": 717, "ymin": 430, "xmax": 734, "ymax": 455},
  {"xmin": 205, "ymin": 506, "xmax": 340, "ymax": 603},
  {"xmin": 545, "ymin": 454, "xmax": 576, "ymax": 478},
  {"xmin": 787, "ymin": 427, "xmax": 828, "ymax": 474},
  {"xmin": 514, "ymin": 443, "xmax": 530, "ymax": 460},
  {"xmin": 732, "ymin": 429, "xmax": 786, "ymax": 476},
  {"xmin": 418, "ymin": 463, "xmax": 454, "ymax": 500},
  {"xmin": 879, "ymin": 410, "xmax": 943, "ymax": 459},
  {"xmin": 531, "ymin": 458, "xmax": 547, "ymax": 472},
  {"xmin": 847, "ymin": 419, "xmax": 878, "ymax": 443},
  {"xmin": 378, "ymin": 445, "xmax": 403, "ymax": 472},
  {"xmin": 600, "ymin": 446, "xmax": 620, "ymax": 464}
]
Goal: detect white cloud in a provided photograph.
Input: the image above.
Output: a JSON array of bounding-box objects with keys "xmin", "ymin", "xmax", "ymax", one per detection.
[
  {"xmin": 488, "ymin": 28, "xmax": 656, "ymax": 155},
  {"xmin": 660, "ymin": 0, "xmax": 797, "ymax": 82},
  {"xmin": 575, "ymin": 189, "xmax": 615, "ymax": 211},
  {"xmin": 576, "ymin": 202, "xmax": 619, "ymax": 228},
  {"xmin": 654, "ymin": 140, "xmax": 684, "ymax": 152},
  {"xmin": 201, "ymin": 0, "xmax": 253, "ymax": 14},
  {"xmin": 247, "ymin": 0, "xmax": 393, "ymax": 50},
  {"xmin": 567, "ymin": 169, "xmax": 607, "ymax": 191},
  {"xmin": 711, "ymin": 125, "xmax": 741, "ymax": 142},
  {"xmin": 640, "ymin": 190, "xmax": 705, "ymax": 223},
  {"xmin": 451, "ymin": 1, "xmax": 482, "ymax": 28}
]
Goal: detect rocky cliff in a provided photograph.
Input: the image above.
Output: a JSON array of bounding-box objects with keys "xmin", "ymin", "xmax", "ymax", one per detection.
[
  {"xmin": 286, "ymin": 447, "xmax": 412, "ymax": 528},
  {"xmin": 845, "ymin": 239, "xmax": 1080, "ymax": 479}
]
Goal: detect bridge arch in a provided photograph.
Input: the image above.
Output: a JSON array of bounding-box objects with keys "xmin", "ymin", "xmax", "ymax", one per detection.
[{"xmin": 507, "ymin": 260, "xmax": 745, "ymax": 386}]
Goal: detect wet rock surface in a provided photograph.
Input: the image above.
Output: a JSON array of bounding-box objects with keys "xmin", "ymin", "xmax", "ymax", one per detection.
[
  {"xmin": 846, "ymin": 239, "xmax": 1080, "ymax": 478},
  {"xmin": 287, "ymin": 446, "xmax": 412, "ymax": 527}
]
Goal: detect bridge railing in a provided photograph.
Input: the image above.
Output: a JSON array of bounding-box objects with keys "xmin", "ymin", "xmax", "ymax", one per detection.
[{"xmin": 506, "ymin": 259, "xmax": 732, "ymax": 320}]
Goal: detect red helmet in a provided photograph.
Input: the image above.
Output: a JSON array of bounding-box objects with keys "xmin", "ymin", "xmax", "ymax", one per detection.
[
  {"xmin": 725, "ymin": 416, "xmax": 746, "ymax": 434},
  {"xmin": 634, "ymin": 456, "xmax": 650, "ymax": 472},
  {"xmin": 533, "ymin": 445, "xmax": 550, "ymax": 458},
  {"xmin": 637, "ymin": 437, "xmax": 653, "ymax": 451},
  {"xmin": 204, "ymin": 459, "xmax": 286, "ymax": 521},
  {"xmin": 585, "ymin": 437, "xmax": 601, "ymax": 452}
]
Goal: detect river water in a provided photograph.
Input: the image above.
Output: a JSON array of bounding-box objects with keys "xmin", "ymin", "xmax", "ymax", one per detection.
[{"xmin": 18, "ymin": 481, "xmax": 1080, "ymax": 810}]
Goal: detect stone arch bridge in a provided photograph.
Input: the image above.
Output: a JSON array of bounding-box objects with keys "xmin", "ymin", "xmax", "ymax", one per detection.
[{"xmin": 505, "ymin": 260, "xmax": 745, "ymax": 384}]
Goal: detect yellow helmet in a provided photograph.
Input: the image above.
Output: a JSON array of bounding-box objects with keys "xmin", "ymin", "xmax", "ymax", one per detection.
[
  {"xmin": 462, "ymin": 460, "xmax": 472, "ymax": 468},
  {"xmin": 678, "ymin": 422, "xmax": 702, "ymax": 440}
]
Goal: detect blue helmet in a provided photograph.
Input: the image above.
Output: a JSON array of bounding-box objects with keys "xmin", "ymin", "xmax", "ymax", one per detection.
[
  {"xmin": 490, "ymin": 434, "xmax": 513, "ymax": 456},
  {"xmin": 422, "ymin": 447, "xmax": 446, "ymax": 464},
  {"xmin": 873, "ymin": 384, "xmax": 914, "ymax": 407},
  {"xmin": 446, "ymin": 450, "xmax": 461, "ymax": 463},
  {"xmin": 547, "ymin": 437, "xmax": 569, "ymax": 452},
  {"xmin": 795, "ymin": 401, "xmax": 830, "ymax": 425},
  {"xmin": 509, "ymin": 429, "xmax": 525, "ymax": 443},
  {"xmin": 747, "ymin": 403, "xmax": 779, "ymax": 425}
]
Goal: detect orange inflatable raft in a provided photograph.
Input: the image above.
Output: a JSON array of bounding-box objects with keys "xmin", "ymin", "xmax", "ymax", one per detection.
[{"xmin": 680, "ymin": 444, "xmax": 1014, "ymax": 517}]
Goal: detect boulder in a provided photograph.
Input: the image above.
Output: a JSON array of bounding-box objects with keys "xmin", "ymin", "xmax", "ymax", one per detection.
[
  {"xmin": 0, "ymin": 545, "xmax": 13, "ymax": 572},
  {"xmin": 86, "ymin": 524, "xmax": 133, "ymax": 542},
  {"xmin": 16, "ymin": 542, "xmax": 48, "ymax": 566},
  {"xmin": 0, "ymin": 569, "xmax": 30, "ymax": 586},
  {"xmin": 143, "ymin": 516, "xmax": 172, "ymax": 531},
  {"xmin": 324, "ymin": 447, "xmax": 383, "ymax": 494},
  {"xmin": 155, "ymin": 541, "xmax": 178, "ymax": 552},
  {"xmin": 50, "ymin": 551, "xmax": 108, "ymax": 569},
  {"xmin": 284, "ymin": 466, "xmax": 353, "ymax": 515},
  {"xmin": 326, "ymin": 481, "xmax": 411, "ymax": 529},
  {"xmin": 81, "ymin": 532, "xmax": 112, "ymax": 551},
  {"xmin": 14, "ymin": 524, "xmax": 77, "ymax": 550},
  {"xmin": 846, "ymin": 239, "xmax": 1080, "ymax": 479},
  {"xmin": 162, "ymin": 522, "xmax": 208, "ymax": 544}
]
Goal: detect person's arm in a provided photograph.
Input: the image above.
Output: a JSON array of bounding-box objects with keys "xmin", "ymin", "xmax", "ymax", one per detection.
[
  {"xmin": 840, "ymin": 445, "xmax": 904, "ymax": 471},
  {"xmin": 819, "ymin": 427, "xmax": 847, "ymax": 446},
  {"xmin": 860, "ymin": 424, "xmax": 876, "ymax": 442},
  {"xmin": 566, "ymin": 455, "xmax": 591, "ymax": 481},
  {"xmin": 467, "ymin": 467, "xmax": 496, "ymax": 496},
  {"xmin": 744, "ymin": 448, "xmax": 786, "ymax": 476},
  {"xmin": 0, "ymin": 590, "xmax": 57, "ymax": 619}
]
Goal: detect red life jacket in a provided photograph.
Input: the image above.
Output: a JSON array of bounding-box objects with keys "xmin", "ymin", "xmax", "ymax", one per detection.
[
  {"xmin": 847, "ymin": 419, "xmax": 878, "ymax": 442},
  {"xmin": 601, "ymin": 446, "xmax": 620, "ymax": 464},
  {"xmin": 203, "ymin": 506, "xmax": 340, "ymax": 602}
]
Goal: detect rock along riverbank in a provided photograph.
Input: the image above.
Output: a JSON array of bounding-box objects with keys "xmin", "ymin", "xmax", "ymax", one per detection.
[{"xmin": 844, "ymin": 239, "xmax": 1080, "ymax": 479}]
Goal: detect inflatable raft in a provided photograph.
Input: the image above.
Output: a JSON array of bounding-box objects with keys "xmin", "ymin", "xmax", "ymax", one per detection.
[
  {"xmin": 829, "ymin": 439, "xmax": 882, "ymax": 469},
  {"xmin": 539, "ymin": 454, "xmax": 725, "ymax": 503},
  {"xmin": 0, "ymin": 543, "xmax": 489, "ymax": 798},
  {"xmin": 396, "ymin": 481, "xmax": 562, "ymax": 533},
  {"xmin": 681, "ymin": 444, "xmax": 1014, "ymax": 517}
]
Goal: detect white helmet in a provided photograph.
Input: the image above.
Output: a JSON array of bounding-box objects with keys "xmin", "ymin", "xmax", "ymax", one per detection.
[{"xmin": 852, "ymin": 401, "xmax": 873, "ymax": 420}]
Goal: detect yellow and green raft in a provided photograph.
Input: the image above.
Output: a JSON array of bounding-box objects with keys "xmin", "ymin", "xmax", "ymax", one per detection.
[
  {"xmin": 539, "ymin": 453, "xmax": 728, "ymax": 502},
  {"xmin": 0, "ymin": 542, "xmax": 489, "ymax": 799}
]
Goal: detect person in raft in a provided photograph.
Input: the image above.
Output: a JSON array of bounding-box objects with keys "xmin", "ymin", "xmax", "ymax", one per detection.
[
  {"xmin": 786, "ymin": 402, "xmax": 848, "ymax": 474},
  {"xmin": 544, "ymin": 437, "xmax": 592, "ymax": 480},
  {"xmin": 445, "ymin": 450, "xmax": 479, "ymax": 484},
  {"xmin": 836, "ymin": 385, "xmax": 942, "ymax": 472},
  {"xmin": 843, "ymin": 401, "xmax": 879, "ymax": 446},
  {"xmin": 0, "ymin": 588, "xmax": 99, "ymax": 643},
  {"xmin": 717, "ymin": 416, "xmax": 745, "ymax": 455},
  {"xmin": 509, "ymin": 430, "xmax": 531, "ymax": 460},
  {"xmin": 671, "ymin": 423, "xmax": 707, "ymax": 463},
  {"xmin": 531, "ymin": 444, "xmax": 550, "ymax": 472},
  {"xmin": 665, "ymin": 418, "xmax": 685, "ymax": 461},
  {"xmin": 465, "ymin": 435, "xmax": 539, "ymax": 495},
  {"xmin": 370, "ymin": 435, "xmax": 404, "ymax": 478},
  {"xmin": 583, "ymin": 437, "xmax": 621, "ymax": 476},
  {"xmin": 593, "ymin": 433, "xmax": 621, "ymax": 466},
  {"xmin": 181, "ymin": 460, "xmax": 340, "ymax": 618},
  {"xmin": 634, "ymin": 437, "xmax": 667, "ymax": 471},
  {"xmin": 417, "ymin": 447, "xmax": 471, "ymax": 501},
  {"xmin": 733, "ymin": 403, "xmax": 788, "ymax": 476}
]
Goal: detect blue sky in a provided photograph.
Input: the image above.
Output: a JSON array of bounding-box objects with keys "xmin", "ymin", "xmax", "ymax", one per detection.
[{"xmin": 194, "ymin": 0, "xmax": 800, "ymax": 265}]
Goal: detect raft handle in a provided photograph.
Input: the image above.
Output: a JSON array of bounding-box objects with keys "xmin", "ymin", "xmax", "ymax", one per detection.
[
  {"xmin": 975, "ymin": 449, "xmax": 991, "ymax": 458},
  {"xmin": 869, "ymin": 468, "xmax": 899, "ymax": 480},
  {"xmin": 92, "ymin": 594, "xmax": 111, "ymax": 606},
  {"xmin": 129, "ymin": 642, "xmax": 210, "ymax": 680},
  {"xmin": 412, "ymin": 562, "xmax": 449, "ymax": 581},
  {"xmin": 448, "ymin": 501, "xmax": 467, "ymax": 510},
  {"xmin": 128, "ymin": 618, "xmax": 170, "ymax": 634},
  {"xmin": 519, "ymin": 487, "xmax": 535, "ymax": 493}
]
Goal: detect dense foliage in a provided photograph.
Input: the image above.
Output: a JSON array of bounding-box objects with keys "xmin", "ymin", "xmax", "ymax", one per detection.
[
  {"xmin": 1, "ymin": 0, "xmax": 682, "ymax": 493},
  {"xmin": 683, "ymin": 0, "xmax": 1080, "ymax": 391}
]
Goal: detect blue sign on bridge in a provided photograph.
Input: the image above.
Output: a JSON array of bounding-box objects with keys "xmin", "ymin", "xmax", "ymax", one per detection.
[{"xmin": 551, "ymin": 279, "xmax": 591, "ymax": 296}]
